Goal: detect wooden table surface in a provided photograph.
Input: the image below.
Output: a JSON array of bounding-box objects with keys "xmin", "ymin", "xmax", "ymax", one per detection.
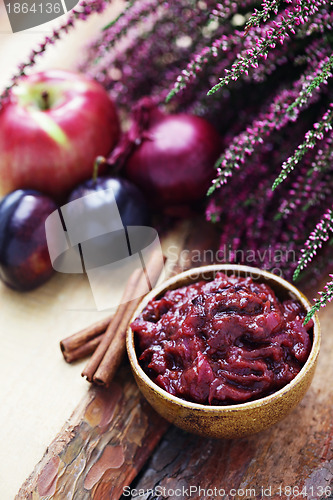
[{"xmin": 0, "ymin": 5, "xmax": 332, "ymax": 499}]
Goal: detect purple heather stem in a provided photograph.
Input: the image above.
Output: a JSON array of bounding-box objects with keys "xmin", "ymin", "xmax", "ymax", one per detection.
[
  {"xmin": 294, "ymin": 207, "xmax": 333, "ymax": 280},
  {"xmin": 272, "ymin": 103, "xmax": 333, "ymax": 189}
]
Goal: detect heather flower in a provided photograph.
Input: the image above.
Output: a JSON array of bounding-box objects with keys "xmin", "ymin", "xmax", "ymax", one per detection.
[
  {"xmin": 294, "ymin": 208, "xmax": 333, "ymax": 280},
  {"xmin": 272, "ymin": 104, "xmax": 333, "ymax": 189},
  {"xmin": 276, "ymin": 133, "xmax": 333, "ymax": 218},
  {"xmin": 243, "ymin": 0, "xmax": 281, "ymax": 33},
  {"xmin": 210, "ymin": 0, "xmax": 255, "ymax": 22},
  {"xmin": 206, "ymin": 0, "xmax": 327, "ymax": 96},
  {"xmin": 304, "ymin": 275, "xmax": 333, "ymax": 324},
  {"xmin": 208, "ymin": 71, "xmax": 324, "ymax": 194},
  {"xmin": 287, "ymin": 54, "xmax": 333, "ymax": 111}
]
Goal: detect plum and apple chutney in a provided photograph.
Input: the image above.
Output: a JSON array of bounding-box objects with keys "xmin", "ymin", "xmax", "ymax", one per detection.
[{"xmin": 131, "ymin": 273, "xmax": 312, "ymax": 405}]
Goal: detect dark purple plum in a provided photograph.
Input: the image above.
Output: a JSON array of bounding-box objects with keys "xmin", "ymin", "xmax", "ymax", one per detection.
[
  {"xmin": 67, "ymin": 176, "xmax": 152, "ymax": 270},
  {"xmin": 68, "ymin": 176, "xmax": 151, "ymax": 227},
  {"xmin": 0, "ymin": 189, "xmax": 57, "ymax": 291}
]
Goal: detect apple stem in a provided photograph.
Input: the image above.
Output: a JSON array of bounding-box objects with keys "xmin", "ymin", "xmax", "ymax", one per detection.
[
  {"xmin": 92, "ymin": 156, "xmax": 107, "ymax": 183},
  {"xmin": 41, "ymin": 91, "xmax": 50, "ymax": 110}
]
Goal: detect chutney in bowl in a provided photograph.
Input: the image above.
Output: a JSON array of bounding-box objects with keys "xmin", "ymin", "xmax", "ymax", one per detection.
[{"xmin": 126, "ymin": 265, "xmax": 320, "ymax": 438}]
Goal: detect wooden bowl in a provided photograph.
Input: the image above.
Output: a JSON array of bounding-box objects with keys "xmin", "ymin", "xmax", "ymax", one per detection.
[{"xmin": 126, "ymin": 265, "xmax": 321, "ymax": 439}]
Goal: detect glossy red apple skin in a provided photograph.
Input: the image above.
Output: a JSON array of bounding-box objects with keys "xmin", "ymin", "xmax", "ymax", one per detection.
[
  {"xmin": 0, "ymin": 189, "xmax": 57, "ymax": 291},
  {"xmin": 0, "ymin": 70, "xmax": 120, "ymax": 200}
]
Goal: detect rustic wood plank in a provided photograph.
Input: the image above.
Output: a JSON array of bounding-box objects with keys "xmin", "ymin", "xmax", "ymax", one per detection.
[
  {"xmin": 16, "ymin": 364, "xmax": 170, "ymax": 500},
  {"xmin": 121, "ymin": 299, "xmax": 333, "ymax": 500}
]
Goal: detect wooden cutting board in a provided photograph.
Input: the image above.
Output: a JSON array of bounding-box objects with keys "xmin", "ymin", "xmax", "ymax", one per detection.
[{"xmin": 9, "ymin": 217, "xmax": 333, "ymax": 500}]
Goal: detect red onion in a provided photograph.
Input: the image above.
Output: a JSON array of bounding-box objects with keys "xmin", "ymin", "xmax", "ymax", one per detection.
[{"xmin": 120, "ymin": 98, "xmax": 222, "ymax": 209}]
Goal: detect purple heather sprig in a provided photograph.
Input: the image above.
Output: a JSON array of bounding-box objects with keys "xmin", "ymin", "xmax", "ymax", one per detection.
[
  {"xmin": 206, "ymin": 138, "xmax": 331, "ymax": 284},
  {"xmin": 207, "ymin": 69, "xmax": 323, "ymax": 195},
  {"xmin": 210, "ymin": 0, "xmax": 254, "ymax": 21},
  {"xmin": 287, "ymin": 53, "xmax": 333, "ymax": 111},
  {"xmin": 166, "ymin": 12, "xmax": 299, "ymax": 103},
  {"xmin": 85, "ymin": 0, "xmax": 157, "ymax": 65},
  {"xmin": 243, "ymin": 0, "xmax": 281, "ymax": 34},
  {"xmin": 101, "ymin": 0, "xmax": 136, "ymax": 31},
  {"xmin": 301, "ymin": 171, "xmax": 333, "ymax": 212},
  {"xmin": 293, "ymin": 207, "xmax": 333, "ymax": 280},
  {"xmin": 206, "ymin": 0, "xmax": 326, "ymax": 96},
  {"xmin": 276, "ymin": 133, "xmax": 333, "ymax": 218},
  {"xmin": 295, "ymin": 7, "xmax": 333, "ymax": 37},
  {"xmin": 82, "ymin": 0, "xmax": 228, "ymax": 110},
  {"xmin": 272, "ymin": 103, "xmax": 333, "ymax": 189},
  {"xmin": 304, "ymin": 275, "xmax": 333, "ymax": 324},
  {"xmin": 307, "ymin": 133, "xmax": 333, "ymax": 175},
  {"xmin": 165, "ymin": 32, "xmax": 241, "ymax": 102},
  {"xmin": 167, "ymin": 7, "xmax": 295, "ymax": 101}
]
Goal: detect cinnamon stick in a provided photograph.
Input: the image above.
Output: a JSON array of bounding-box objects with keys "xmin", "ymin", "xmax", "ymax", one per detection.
[
  {"xmin": 93, "ymin": 252, "xmax": 165, "ymax": 387},
  {"xmin": 81, "ymin": 268, "xmax": 143, "ymax": 382},
  {"xmin": 80, "ymin": 249, "xmax": 165, "ymax": 386},
  {"xmin": 60, "ymin": 315, "xmax": 113, "ymax": 357},
  {"xmin": 62, "ymin": 334, "xmax": 104, "ymax": 363}
]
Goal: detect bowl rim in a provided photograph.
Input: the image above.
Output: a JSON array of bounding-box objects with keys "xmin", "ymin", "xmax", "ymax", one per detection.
[{"xmin": 126, "ymin": 264, "xmax": 321, "ymax": 413}]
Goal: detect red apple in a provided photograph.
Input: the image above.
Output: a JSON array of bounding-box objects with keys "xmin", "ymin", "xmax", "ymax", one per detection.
[{"xmin": 0, "ymin": 70, "xmax": 120, "ymax": 199}]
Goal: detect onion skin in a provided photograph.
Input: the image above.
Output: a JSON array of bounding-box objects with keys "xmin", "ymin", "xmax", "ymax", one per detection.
[{"xmin": 124, "ymin": 106, "xmax": 222, "ymax": 208}]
